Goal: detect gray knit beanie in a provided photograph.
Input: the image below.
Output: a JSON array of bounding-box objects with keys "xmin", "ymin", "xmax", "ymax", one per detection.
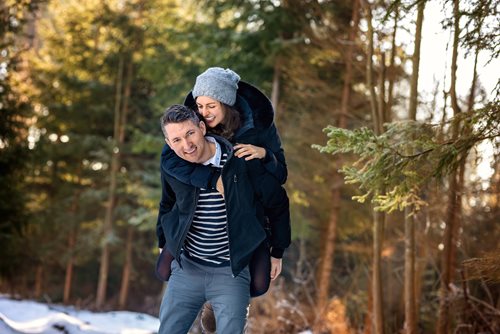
[{"xmin": 192, "ymin": 67, "xmax": 240, "ymax": 106}]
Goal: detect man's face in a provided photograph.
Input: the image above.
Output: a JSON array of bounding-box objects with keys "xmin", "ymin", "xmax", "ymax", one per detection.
[{"xmin": 164, "ymin": 120, "xmax": 211, "ymax": 163}]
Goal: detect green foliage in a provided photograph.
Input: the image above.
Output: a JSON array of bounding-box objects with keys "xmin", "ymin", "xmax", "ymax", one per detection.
[{"xmin": 313, "ymin": 103, "xmax": 500, "ymax": 213}]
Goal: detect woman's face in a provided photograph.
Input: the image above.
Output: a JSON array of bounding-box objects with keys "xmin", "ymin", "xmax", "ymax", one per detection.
[{"xmin": 196, "ymin": 96, "xmax": 226, "ymax": 128}]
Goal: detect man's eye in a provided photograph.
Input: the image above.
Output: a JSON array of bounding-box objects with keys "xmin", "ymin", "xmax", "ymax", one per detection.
[
  {"xmin": 187, "ymin": 131, "xmax": 194, "ymax": 136},
  {"xmin": 172, "ymin": 139, "xmax": 179, "ymax": 143}
]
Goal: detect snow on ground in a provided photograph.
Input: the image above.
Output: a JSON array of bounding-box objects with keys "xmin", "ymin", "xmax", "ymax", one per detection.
[
  {"xmin": 0, "ymin": 295, "xmax": 159, "ymax": 334},
  {"xmin": 0, "ymin": 294, "xmax": 317, "ymax": 334}
]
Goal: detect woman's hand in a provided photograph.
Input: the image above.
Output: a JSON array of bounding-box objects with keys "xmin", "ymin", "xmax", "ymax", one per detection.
[
  {"xmin": 234, "ymin": 143, "xmax": 266, "ymax": 161},
  {"xmin": 270, "ymin": 257, "xmax": 282, "ymax": 281}
]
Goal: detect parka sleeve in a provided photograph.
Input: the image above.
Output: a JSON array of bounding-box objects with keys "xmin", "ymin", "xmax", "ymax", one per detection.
[
  {"xmin": 261, "ymin": 123, "xmax": 288, "ymax": 185},
  {"xmin": 162, "ymin": 144, "xmax": 221, "ymax": 189},
  {"xmin": 247, "ymin": 160, "xmax": 291, "ymax": 258}
]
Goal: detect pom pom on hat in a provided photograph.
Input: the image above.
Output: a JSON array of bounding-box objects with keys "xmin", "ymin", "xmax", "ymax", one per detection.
[{"xmin": 192, "ymin": 67, "xmax": 240, "ymax": 106}]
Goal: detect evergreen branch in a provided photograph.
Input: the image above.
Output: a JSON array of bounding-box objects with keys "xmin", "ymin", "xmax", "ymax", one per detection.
[{"xmin": 313, "ymin": 104, "xmax": 499, "ymax": 214}]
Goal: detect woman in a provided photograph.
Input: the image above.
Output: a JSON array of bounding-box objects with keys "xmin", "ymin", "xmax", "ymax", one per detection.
[{"xmin": 157, "ymin": 68, "xmax": 288, "ymax": 322}]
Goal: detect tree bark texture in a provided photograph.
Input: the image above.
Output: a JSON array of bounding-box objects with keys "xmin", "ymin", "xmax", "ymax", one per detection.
[
  {"xmin": 363, "ymin": 2, "xmax": 385, "ymax": 333},
  {"xmin": 119, "ymin": 226, "xmax": 134, "ymax": 309},
  {"xmin": 372, "ymin": 210, "xmax": 385, "ymax": 334},
  {"xmin": 63, "ymin": 230, "xmax": 76, "ymax": 304},
  {"xmin": 34, "ymin": 264, "xmax": 43, "ymax": 299},
  {"xmin": 386, "ymin": 5, "xmax": 399, "ymax": 119},
  {"xmin": 404, "ymin": 208, "xmax": 416, "ymax": 334},
  {"xmin": 408, "ymin": 0, "xmax": 425, "ymax": 121},
  {"xmin": 63, "ymin": 175, "xmax": 82, "ymax": 304},
  {"xmin": 364, "ymin": 2, "xmax": 381, "ymax": 136},
  {"xmin": 405, "ymin": 2, "xmax": 425, "ymax": 333},
  {"xmin": 271, "ymin": 61, "xmax": 281, "ymax": 116},
  {"xmin": 437, "ymin": 1, "xmax": 462, "ymax": 331}
]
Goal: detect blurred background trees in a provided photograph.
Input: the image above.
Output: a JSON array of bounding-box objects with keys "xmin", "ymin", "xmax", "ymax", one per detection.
[{"xmin": 1, "ymin": 0, "xmax": 498, "ymax": 333}]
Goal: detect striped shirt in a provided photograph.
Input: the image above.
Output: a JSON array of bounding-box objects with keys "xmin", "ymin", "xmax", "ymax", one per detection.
[{"xmin": 184, "ymin": 138, "xmax": 230, "ymax": 266}]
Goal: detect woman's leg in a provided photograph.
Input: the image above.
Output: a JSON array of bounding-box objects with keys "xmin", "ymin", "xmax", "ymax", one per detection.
[
  {"xmin": 156, "ymin": 248, "xmax": 174, "ymax": 281},
  {"xmin": 249, "ymin": 241, "xmax": 271, "ymax": 297}
]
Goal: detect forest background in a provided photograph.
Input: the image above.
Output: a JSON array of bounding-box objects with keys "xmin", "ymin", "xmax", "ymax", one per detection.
[{"xmin": 1, "ymin": 0, "xmax": 499, "ymax": 333}]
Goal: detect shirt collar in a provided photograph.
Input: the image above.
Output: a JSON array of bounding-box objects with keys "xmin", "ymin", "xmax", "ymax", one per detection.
[{"xmin": 202, "ymin": 136, "xmax": 222, "ymax": 167}]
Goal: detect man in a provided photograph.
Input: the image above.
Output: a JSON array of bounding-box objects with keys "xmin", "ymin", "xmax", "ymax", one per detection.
[{"xmin": 156, "ymin": 104, "xmax": 290, "ymax": 333}]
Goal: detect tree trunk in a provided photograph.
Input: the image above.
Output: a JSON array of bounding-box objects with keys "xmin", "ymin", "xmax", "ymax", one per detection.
[
  {"xmin": 271, "ymin": 61, "xmax": 280, "ymax": 116},
  {"xmin": 116, "ymin": 59, "xmax": 134, "ymax": 309},
  {"xmin": 408, "ymin": 0, "xmax": 425, "ymax": 121},
  {"xmin": 437, "ymin": 1, "xmax": 461, "ymax": 332},
  {"xmin": 363, "ymin": 2, "xmax": 385, "ymax": 332},
  {"xmin": 404, "ymin": 2, "xmax": 425, "ymax": 333},
  {"xmin": 364, "ymin": 274, "xmax": 373, "ymax": 334},
  {"xmin": 404, "ymin": 208, "xmax": 416, "ymax": 334},
  {"xmin": 119, "ymin": 226, "xmax": 134, "ymax": 309},
  {"xmin": 96, "ymin": 54, "xmax": 124, "ymax": 309},
  {"xmin": 63, "ymin": 173, "xmax": 82, "ymax": 304},
  {"xmin": 316, "ymin": 183, "xmax": 341, "ymax": 316},
  {"xmin": 372, "ymin": 210, "xmax": 385, "ymax": 334},
  {"xmin": 466, "ymin": 37, "xmax": 480, "ymax": 114},
  {"xmin": 364, "ymin": 1, "xmax": 381, "ymax": 135},
  {"xmin": 339, "ymin": 0, "xmax": 359, "ymax": 129},
  {"xmin": 386, "ymin": 5, "xmax": 399, "ymax": 118},
  {"xmin": 34, "ymin": 264, "xmax": 43, "ymax": 299},
  {"xmin": 377, "ymin": 52, "xmax": 386, "ymax": 126},
  {"xmin": 63, "ymin": 230, "xmax": 76, "ymax": 304},
  {"xmin": 315, "ymin": 0, "xmax": 359, "ymax": 326}
]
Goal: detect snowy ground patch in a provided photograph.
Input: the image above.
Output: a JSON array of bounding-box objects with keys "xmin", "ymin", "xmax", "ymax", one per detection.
[{"xmin": 0, "ymin": 295, "xmax": 159, "ymax": 334}]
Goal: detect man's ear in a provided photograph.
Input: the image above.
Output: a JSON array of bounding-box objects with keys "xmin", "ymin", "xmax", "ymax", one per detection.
[
  {"xmin": 164, "ymin": 137, "xmax": 171, "ymax": 148},
  {"xmin": 199, "ymin": 120, "xmax": 207, "ymax": 136}
]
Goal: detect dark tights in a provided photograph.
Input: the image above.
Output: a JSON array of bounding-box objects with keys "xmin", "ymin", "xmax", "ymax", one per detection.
[{"xmin": 249, "ymin": 241, "xmax": 271, "ymax": 297}]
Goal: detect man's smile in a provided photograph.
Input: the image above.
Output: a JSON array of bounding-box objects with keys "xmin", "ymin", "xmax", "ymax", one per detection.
[{"xmin": 184, "ymin": 146, "xmax": 197, "ymax": 155}]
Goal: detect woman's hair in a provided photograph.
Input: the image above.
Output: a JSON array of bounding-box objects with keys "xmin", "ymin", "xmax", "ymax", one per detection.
[{"xmin": 209, "ymin": 103, "xmax": 241, "ymax": 140}]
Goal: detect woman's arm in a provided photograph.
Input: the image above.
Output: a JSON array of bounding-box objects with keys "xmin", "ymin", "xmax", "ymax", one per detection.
[
  {"xmin": 247, "ymin": 160, "xmax": 291, "ymax": 259},
  {"xmin": 234, "ymin": 124, "xmax": 288, "ymax": 184},
  {"xmin": 161, "ymin": 143, "xmax": 221, "ymax": 189}
]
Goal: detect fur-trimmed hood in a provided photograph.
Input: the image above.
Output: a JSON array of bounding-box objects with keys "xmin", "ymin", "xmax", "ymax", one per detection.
[{"xmin": 183, "ymin": 80, "xmax": 275, "ymax": 133}]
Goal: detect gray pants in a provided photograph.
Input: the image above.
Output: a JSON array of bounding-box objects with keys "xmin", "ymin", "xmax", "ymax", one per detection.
[{"xmin": 158, "ymin": 255, "xmax": 251, "ymax": 334}]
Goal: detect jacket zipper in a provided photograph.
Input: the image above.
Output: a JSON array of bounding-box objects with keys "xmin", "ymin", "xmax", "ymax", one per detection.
[{"xmin": 222, "ymin": 147, "xmax": 236, "ymax": 277}]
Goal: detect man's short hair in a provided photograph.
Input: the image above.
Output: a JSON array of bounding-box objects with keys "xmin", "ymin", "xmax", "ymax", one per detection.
[{"xmin": 160, "ymin": 104, "xmax": 201, "ymax": 138}]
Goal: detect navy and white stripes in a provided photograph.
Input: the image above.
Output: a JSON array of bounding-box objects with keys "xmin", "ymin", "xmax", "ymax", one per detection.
[{"xmin": 184, "ymin": 153, "xmax": 230, "ymax": 266}]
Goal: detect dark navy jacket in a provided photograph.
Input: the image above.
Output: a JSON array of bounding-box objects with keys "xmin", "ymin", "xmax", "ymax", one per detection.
[
  {"xmin": 161, "ymin": 80, "xmax": 287, "ymax": 189},
  {"xmin": 156, "ymin": 135, "xmax": 291, "ymax": 277}
]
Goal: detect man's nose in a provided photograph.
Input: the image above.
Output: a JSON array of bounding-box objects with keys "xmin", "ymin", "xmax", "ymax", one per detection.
[{"xmin": 181, "ymin": 139, "xmax": 192, "ymax": 149}]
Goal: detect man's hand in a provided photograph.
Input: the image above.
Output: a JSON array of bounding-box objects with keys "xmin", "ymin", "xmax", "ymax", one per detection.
[
  {"xmin": 270, "ymin": 257, "xmax": 282, "ymax": 281},
  {"xmin": 216, "ymin": 176, "xmax": 224, "ymax": 196},
  {"xmin": 234, "ymin": 143, "xmax": 266, "ymax": 161}
]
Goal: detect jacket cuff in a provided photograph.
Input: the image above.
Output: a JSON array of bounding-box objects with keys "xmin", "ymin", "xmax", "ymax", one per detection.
[
  {"xmin": 270, "ymin": 247, "xmax": 284, "ymax": 258},
  {"xmin": 263, "ymin": 148, "xmax": 274, "ymax": 163}
]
